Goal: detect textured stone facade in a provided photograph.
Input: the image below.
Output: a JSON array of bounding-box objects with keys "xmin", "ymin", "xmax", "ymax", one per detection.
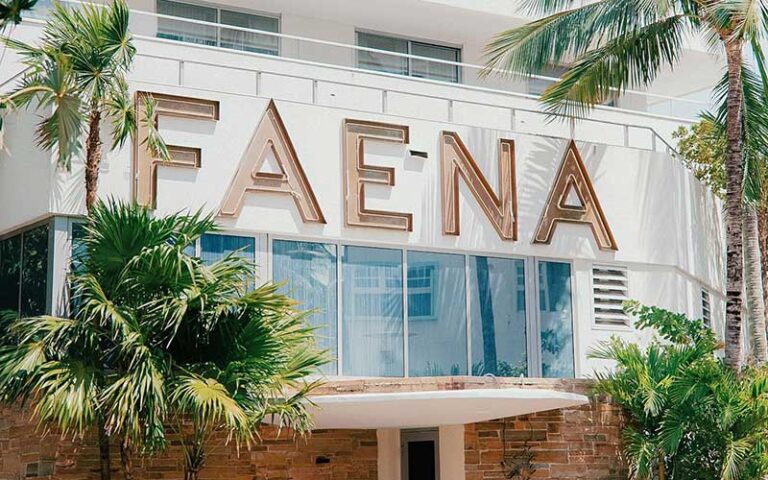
[{"xmin": 0, "ymin": 378, "xmax": 624, "ymax": 480}]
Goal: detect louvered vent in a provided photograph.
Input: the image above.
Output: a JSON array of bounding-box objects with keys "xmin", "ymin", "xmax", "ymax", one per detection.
[
  {"xmin": 592, "ymin": 265, "xmax": 629, "ymax": 327},
  {"xmin": 701, "ymin": 289, "xmax": 712, "ymax": 328}
]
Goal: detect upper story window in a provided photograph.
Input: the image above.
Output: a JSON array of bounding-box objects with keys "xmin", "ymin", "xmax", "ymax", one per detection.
[
  {"xmin": 156, "ymin": 0, "xmax": 279, "ymax": 55},
  {"xmin": 356, "ymin": 32, "xmax": 461, "ymax": 83}
]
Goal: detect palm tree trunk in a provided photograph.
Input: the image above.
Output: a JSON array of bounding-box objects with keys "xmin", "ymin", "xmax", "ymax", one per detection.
[
  {"xmin": 723, "ymin": 40, "xmax": 746, "ymax": 371},
  {"xmin": 743, "ymin": 204, "xmax": 768, "ymax": 363},
  {"xmin": 98, "ymin": 418, "xmax": 112, "ymax": 480},
  {"xmin": 119, "ymin": 438, "xmax": 134, "ymax": 480},
  {"xmin": 85, "ymin": 105, "xmax": 102, "ymax": 213},
  {"xmin": 759, "ymin": 207, "xmax": 768, "ymax": 322}
]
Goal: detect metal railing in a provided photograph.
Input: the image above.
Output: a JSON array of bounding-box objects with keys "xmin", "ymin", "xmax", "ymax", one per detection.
[{"xmin": 23, "ymin": 0, "xmax": 711, "ymax": 121}]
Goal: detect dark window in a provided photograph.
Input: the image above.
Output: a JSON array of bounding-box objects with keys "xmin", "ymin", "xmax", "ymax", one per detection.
[
  {"xmin": 0, "ymin": 224, "xmax": 50, "ymax": 317},
  {"xmin": 20, "ymin": 225, "xmax": 50, "ymax": 317},
  {"xmin": 0, "ymin": 234, "xmax": 21, "ymax": 314}
]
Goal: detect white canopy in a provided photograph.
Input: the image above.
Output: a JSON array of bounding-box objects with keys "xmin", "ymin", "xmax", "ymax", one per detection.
[{"xmin": 306, "ymin": 388, "xmax": 589, "ymax": 429}]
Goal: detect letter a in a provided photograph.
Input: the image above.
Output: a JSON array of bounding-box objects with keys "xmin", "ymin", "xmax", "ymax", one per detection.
[
  {"xmin": 533, "ymin": 140, "xmax": 617, "ymax": 251},
  {"xmin": 219, "ymin": 100, "xmax": 325, "ymax": 223}
]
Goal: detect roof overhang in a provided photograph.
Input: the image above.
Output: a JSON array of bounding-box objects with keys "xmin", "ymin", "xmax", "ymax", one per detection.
[{"xmin": 306, "ymin": 388, "xmax": 589, "ymax": 429}]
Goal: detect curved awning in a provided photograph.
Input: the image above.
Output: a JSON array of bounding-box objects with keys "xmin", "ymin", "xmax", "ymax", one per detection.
[{"xmin": 307, "ymin": 388, "xmax": 589, "ymax": 429}]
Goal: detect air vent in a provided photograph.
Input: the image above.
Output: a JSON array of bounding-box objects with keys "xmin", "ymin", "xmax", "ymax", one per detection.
[
  {"xmin": 701, "ymin": 289, "xmax": 711, "ymax": 328},
  {"xmin": 592, "ymin": 265, "xmax": 629, "ymax": 327}
]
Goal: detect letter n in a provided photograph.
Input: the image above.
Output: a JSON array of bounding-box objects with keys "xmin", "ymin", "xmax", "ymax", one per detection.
[
  {"xmin": 441, "ymin": 132, "xmax": 517, "ymax": 240},
  {"xmin": 219, "ymin": 100, "xmax": 325, "ymax": 223},
  {"xmin": 533, "ymin": 140, "xmax": 617, "ymax": 251}
]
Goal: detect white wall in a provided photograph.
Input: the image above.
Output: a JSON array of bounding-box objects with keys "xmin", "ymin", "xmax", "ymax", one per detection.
[{"xmin": 0, "ymin": 20, "xmax": 726, "ymax": 378}]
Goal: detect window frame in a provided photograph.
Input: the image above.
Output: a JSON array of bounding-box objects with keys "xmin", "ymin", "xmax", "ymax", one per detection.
[
  {"xmin": 155, "ymin": 0, "xmax": 281, "ymax": 55},
  {"xmin": 531, "ymin": 257, "xmax": 577, "ymax": 379},
  {"xmin": 355, "ymin": 29, "xmax": 462, "ymax": 84},
  {"xmin": 0, "ymin": 218, "xmax": 55, "ymax": 317},
  {"xmin": 267, "ymin": 232, "xmax": 576, "ymax": 379}
]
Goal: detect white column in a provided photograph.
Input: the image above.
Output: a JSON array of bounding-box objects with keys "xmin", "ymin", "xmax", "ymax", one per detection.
[
  {"xmin": 439, "ymin": 425, "xmax": 465, "ymax": 480},
  {"xmin": 377, "ymin": 428, "xmax": 401, "ymax": 480}
]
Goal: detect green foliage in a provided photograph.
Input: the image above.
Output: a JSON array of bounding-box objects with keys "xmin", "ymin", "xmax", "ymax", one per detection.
[
  {"xmin": 0, "ymin": 200, "xmax": 327, "ymax": 472},
  {"xmin": 591, "ymin": 303, "xmax": 768, "ymax": 480},
  {"xmin": 672, "ymin": 62, "xmax": 768, "ymax": 206},
  {"xmin": 0, "ymin": 0, "xmax": 37, "ymax": 27},
  {"xmin": 482, "ymin": 0, "xmax": 767, "ymax": 119},
  {"xmin": 1, "ymin": 0, "xmax": 168, "ymax": 169},
  {"xmin": 672, "ymin": 121, "xmax": 726, "ymax": 196}
]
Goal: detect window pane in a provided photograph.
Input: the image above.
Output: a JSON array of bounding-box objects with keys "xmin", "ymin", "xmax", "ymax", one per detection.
[
  {"xmin": 220, "ymin": 10, "xmax": 279, "ymax": 55},
  {"xmin": 20, "ymin": 225, "xmax": 50, "ymax": 317},
  {"xmin": 157, "ymin": 0, "xmax": 218, "ymax": 47},
  {"xmin": 470, "ymin": 256, "xmax": 527, "ymax": 377},
  {"xmin": 407, "ymin": 251, "xmax": 467, "ymax": 376},
  {"xmin": 342, "ymin": 246, "xmax": 403, "ymax": 376},
  {"xmin": 411, "ymin": 42, "xmax": 460, "ymax": 83},
  {"xmin": 357, "ymin": 32, "xmax": 408, "ymax": 76},
  {"xmin": 0, "ymin": 234, "xmax": 21, "ymax": 314},
  {"xmin": 200, "ymin": 234, "xmax": 255, "ymax": 265},
  {"xmin": 273, "ymin": 240, "xmax": 338, "ymax": 375},
  {"xmin": 538, "ymin": 261, "xmax": 574, "ymax": 378},
  {"xmin": 69, "ymin": 223, "xmax": 88, "ymax": 316}
]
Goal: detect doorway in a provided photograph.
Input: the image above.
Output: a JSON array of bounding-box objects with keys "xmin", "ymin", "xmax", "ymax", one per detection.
[{"xmin": 401, "ymin": 428, "xmax": 440, "ymax": 480}]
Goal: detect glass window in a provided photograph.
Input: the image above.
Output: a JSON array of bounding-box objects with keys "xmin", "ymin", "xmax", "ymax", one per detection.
[
  {"xmin": 411, "ymin": 42, "xmax": 460, "ymax": 83},
  {"xmin": 20, "ymin": 225, "xmax": 50, "ymax": 317},
  {"xmin": 470, "ymin": 256, "xmax": 527, "ymax": 377},
  {"xmin": 0, "ymin": 234, "xmax": 21, "ymax": 314},
  {"xmin": 342, "ymin": 246, "xmax": 404, "ymax": 377},
  {"xmin": 273, "ymin": 240, "xmax": 338, "ymax": 375},
  {"xmin": 200, "ymin": 234, "xmax": 255, "ymax": 265},
  {"xmin": 157, "ymin": 0, "xmax": 279, "ymax": 55},
  {"xmin": 407, "ymin": 251, "xmax": 467, "ymax": 377},
  {"xmin": 220, "ymin": 10, "xmax": 279, "ymax": 55},
  {"xmin": 357, "ymin": 32, "xmax": 408, "ymax": 76},
  {"xmin": 538, "ymin": 261, "xmax": 575, "ymax": 378},
  {"xmin": 157, "ymin": 0, "xmax": 218, "ymax": 46},
  {"xmin": 356, "ymin": 32, "xmax": 460, "ymax": 83}
]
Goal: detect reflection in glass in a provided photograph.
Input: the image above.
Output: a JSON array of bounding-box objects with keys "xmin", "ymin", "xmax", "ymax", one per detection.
[
  {"xmin": 411, "ymin": 42, "xmax": 460, "ymax": 83},
  {"xmin": 407, "ymin": 251, "xmax": 467, "ymax": 376},
  {"xmin": 220, "ymin": 10, "xmax": 279, "ymax": 55},
  {"xmin": 0, "ymin": 234, "xmax": 21, "ymax": 314},
  {"xmin": 273, "ymin": 240, "xmax": 338, "ymax": 375},
  {"xmin": 200, "ymin": 234, "xmax": 255, "ymax": 265},
  {"xmin": 342, "ymin": 246, "xmax": 403, "ymax": 377},
  {"xmin": 156, "ymin": 0, "xmax": 218, "ymax": 46},
  {"xmin": 470, "ymin": 256, "xmax": 527, "ymax": 376},
  {"xmin": 538, "ymin": 261, "xmax": 575, "ymax": 378},
  {"xmin": 20, "ymin": 225, "xmax": 50, "ymax": 317},
  {"xmin": 356, "ymin": 32, "xmax": 408, "ymax": 76}
]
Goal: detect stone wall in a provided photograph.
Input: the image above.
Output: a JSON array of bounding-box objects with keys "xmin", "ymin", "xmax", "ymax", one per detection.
[{"xmin": 0, "ymin": 378, "xmax": 624, "ymax": 480}]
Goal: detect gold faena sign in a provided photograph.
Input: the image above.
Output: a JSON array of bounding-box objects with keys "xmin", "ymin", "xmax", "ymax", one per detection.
[{"xmin": 133, "ymin": 93, "xmax": 617, "ymax": 251}]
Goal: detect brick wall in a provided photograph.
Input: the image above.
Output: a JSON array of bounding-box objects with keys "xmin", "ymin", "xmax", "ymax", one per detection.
[{"xmin": 0, "ymin": 378, "xmax": 624, "ymax": 480}]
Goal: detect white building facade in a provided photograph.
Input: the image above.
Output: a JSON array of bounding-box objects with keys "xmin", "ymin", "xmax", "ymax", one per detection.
[{"xmin": 0, "ymin": 1, "xmax": 726, "ymax": 478}]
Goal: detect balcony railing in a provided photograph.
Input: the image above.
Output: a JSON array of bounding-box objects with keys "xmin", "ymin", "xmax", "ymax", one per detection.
[{"xmin": 24, "ymin": 0, "xmax": 710, "ymax": 121}]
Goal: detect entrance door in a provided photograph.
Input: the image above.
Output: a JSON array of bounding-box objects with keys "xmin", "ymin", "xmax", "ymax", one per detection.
[{"xmin": 401, "ymin": 428, "xmax": 440, "ymax": 480}]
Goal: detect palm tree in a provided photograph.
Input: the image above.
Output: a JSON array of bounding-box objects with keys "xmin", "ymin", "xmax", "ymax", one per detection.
[
  {"xmin": 484, "ymin": 0, "xmax": 768, "ymax": 370},
  {"xmin": 591, "ymin": 302, "xmax": 768, "ymax": 479},
  {"xmin": 1, "ymin": 0, "xmax": 167, "ymax": 213},
  {"xmin": 673, "ymin": 63, "xmax": 768, "ymax": 363},
  {"xmin": 0, "ymin": 0, "xmax": 37, "ymax": 27},
  {"xmin": 0, "ymin": 200, "xmax": 326, "ymax": 480}
]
